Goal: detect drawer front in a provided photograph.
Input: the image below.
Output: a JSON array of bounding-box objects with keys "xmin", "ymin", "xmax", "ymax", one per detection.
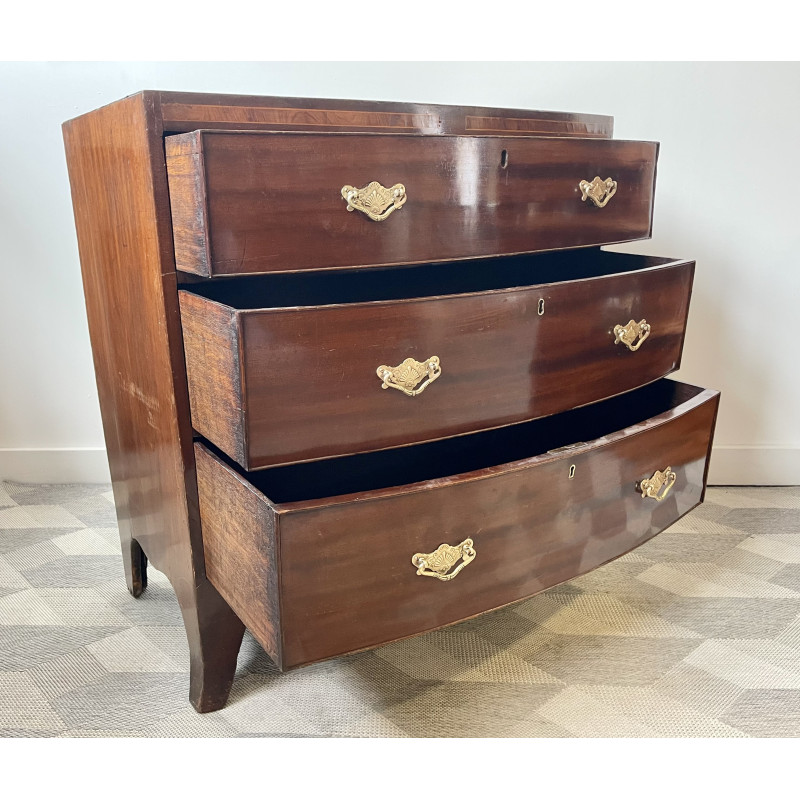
[
  {"xmin": 194, "ymin": 382, "xmax": 719, "ymax": 669},
  {"xmin": 180, "ymin": 259, "xmax": 693, "ymax": 469},
  {"xmin": 167, "ymin": 130, "xmax": 657, "ymax": 276}
]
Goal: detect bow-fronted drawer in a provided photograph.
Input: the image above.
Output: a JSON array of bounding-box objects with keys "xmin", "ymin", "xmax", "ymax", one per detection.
[
  {"xmin": 194, "ymin": 379, "xmax": 719, "ymax": 670},
  {"xmin": 166, "ymin": 130, "xmax": 657, "ymax": 277},
  {"xmin": 180, "ymin": 249, "xmax": 693, "ymax": 470}
]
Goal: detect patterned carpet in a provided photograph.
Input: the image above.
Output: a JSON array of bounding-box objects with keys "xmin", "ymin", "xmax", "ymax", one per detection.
[{"xmin": 1, "ymin": 481, "xmax": 799, "ymax": 737}]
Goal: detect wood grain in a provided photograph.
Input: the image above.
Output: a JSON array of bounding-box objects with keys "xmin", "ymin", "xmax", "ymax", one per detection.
[
  {"xmin": 65, "ymin": 90, "xmax": 615, "ymax": 711},
  {"xmin": 63, "ymin": 93, "xmax": 192, "ymax": 581},
  {"xmin": 179, "ymin": 295, "xmax": 245, "ymax": 465},
  {"xmin": 158, "ymin": 91, "xmax": 613, "ymax": 137},
  {"xmin": 196, "ymin": 445, "xmax": 281, "ymax": 666},
  {"xmin": 166, "ymin": 130, "xmax": 657, "ymax": 276},
  {"xmin": 195, "ymin": 380, "xmax": 720, "ymax": 668},
  {"xmin": 65, "ymin": 90, "xmax": 713, "ymax": 712},
  {"xmin": 180, "ymin": 253, "xmax": 694, "ymax": 469},
  {"xmin": 63, "ymin": 91, "xmax": 245, "ymax": 713}
]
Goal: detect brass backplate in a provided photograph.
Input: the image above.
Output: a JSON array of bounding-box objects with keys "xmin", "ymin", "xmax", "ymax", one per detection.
[
  {"xmin": 412, "ymin": 538, "xmax": 476, "ymax": 582},
  {"xmin": 341, "ymin": 181, "xmax": 407, "ymax": 221},
  {"xmin": 579, "ymin": 176, "xmax": 617, "ymax": 208},
  {"xmin": 377, "ymin": 356, "xmax": 441, "ymax": 397}
]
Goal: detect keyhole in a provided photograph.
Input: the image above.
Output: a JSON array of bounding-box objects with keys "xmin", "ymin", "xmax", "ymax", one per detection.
[
  {"xmin": 568, "ymin": 464, "xmax": 576, "ymax": 480},
  {"xmin": 500, "ymin": 149, "xmax": 509, "ymax": 169},
  {"xmin": 538, "ymin": 298, "xmax": 545, "ymax": 316}
]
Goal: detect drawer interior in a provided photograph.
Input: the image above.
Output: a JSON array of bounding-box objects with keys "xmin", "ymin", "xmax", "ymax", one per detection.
[
  {"xmin": 181, "ymin": 249, "xmax": 678, "ymax": 309},
  {"xmin": 207, "ymin": 379, "xmax": 703, "ymax": 505}
]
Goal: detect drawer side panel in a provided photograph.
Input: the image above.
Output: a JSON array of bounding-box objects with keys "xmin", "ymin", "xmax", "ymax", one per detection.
[
  {"xmin": 196, "ymin": 444, "xmax": 282, "ymax": 666},
  {"xmin": 180, "ymin": 292, "xmax": 246, "ymax": 466},
  {"xmin": 166, "ymin": 132, "xmax": 211, "ymax": 276}
]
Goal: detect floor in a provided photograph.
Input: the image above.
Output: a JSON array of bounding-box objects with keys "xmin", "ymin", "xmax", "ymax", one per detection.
[{"xmin": 1, "ymin": 481, "xmax": 799, "ymax": 737}]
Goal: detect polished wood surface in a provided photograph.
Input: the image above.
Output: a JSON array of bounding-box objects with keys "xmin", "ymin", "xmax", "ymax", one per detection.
[
  {"xmin": 179, "ymin": 295, "xmax": 246, "ymax": 466},
  {"xmin": 63, "ymin": 92, "xmax": 245, "ymax": 712},
  {"xmin": 66, "ymin": 90, "xmax": 614, "ymax": 711},
  {"xmin": 196, "ymin": 448, "xmax": 281, "ymax": 665},
  {"xmin": 195, "ymin": 380, "xmax": 719, "ymax": 669},
  {"xmin": 181, "ymin": 252, "xmax": 694, "ymax": 469},
  {"xmin": 158, "ymin": 91, "xmax": 613, "ymax": 137},
  {"xmin": 166, "ymin": 130, "xmax": 657, "ymax": 276},
  {"xmin": 65, "ymin": 90, "xmax": 713, "ymax": 712}
]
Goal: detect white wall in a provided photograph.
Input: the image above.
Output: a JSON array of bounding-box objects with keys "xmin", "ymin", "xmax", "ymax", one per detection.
[{"xmin": 1, "ymin": 62, "xmax": 798, "ymax": 484}]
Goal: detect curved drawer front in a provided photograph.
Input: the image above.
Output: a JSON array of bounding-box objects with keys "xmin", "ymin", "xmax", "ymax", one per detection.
[
  {"xmin": 194, "ymin": 380, "xmax": 720, "ymax": 669},
  {"xmin": 167, "ymin": 130, "xmax": 657, "ymax": 277},
  {"xmin": 180, "ymin": 255, "xmax": 694, "ymax": 470}
]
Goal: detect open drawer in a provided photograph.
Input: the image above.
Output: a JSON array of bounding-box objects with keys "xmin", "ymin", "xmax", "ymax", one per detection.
[
  {"xmin": 166, "ymin": 129, "xmax": 657, "ymax": 277},
  {"xmin": 180, "ymin": 249, "xmax": 694, "ymax": 470},
  {"xmin": 195, "ymin": 378, "xmax": 719, "ymax": 670}
]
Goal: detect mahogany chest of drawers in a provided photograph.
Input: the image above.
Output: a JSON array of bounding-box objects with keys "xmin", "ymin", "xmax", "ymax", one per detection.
[{"xmin": 63, "ymin": 92, "xmax": 719, "ymax": 712}]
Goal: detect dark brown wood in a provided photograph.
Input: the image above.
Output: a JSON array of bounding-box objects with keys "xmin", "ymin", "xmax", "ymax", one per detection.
[
  {"xmin": 63, "ymin": 92, "xmax": 245, "ymax": 713},
  {"xmin": 64, "ymin": 90, "xmax": 714, "ymax": 713},
  {"xmin": 64, "ymin": 91, "xmax": 618, "ymax": 712},
  {"xmin": 158, "ymin": 91, "xmax": 613, "ymax": 138},
  {"xmin": 180, "ymin": 252, "xmax": 694, "ymax": 469},
  {"xmin": 195, "ymin": 380, "xmax": 720, "ymax": 669},
  {"xmin": 196, "ymin": 448, "xmax": 281, "ymax": 665},
  {"xmin": 122, "ymin": 536, "xmax": 147, "ymax": 597},
  {"xmin": 179, "ymin": 296, "xmax": 246, "ymax": 466},
  {"xmin": 166, "ymin": 130, "xmax": 657, "ymax": 277}
]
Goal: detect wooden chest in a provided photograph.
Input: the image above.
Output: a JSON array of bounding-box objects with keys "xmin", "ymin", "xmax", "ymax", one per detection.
[{"xmin": 63, "ymin": 92, "xmax": 718, "ymax": 712}]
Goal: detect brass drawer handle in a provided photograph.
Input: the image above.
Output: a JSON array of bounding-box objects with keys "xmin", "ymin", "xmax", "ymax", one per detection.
[
  {"xmin": 614, "ymin": 318, "xmax": 651, "ymax": 351},
  {"xmin": 377, "ymin": 356, "xmax": 441, "ymax": 397},
  {"xmin": 341, "ymin": 181, "xmax": 407, "ymax": 221},
  {"xmin": 412, "ymin": 538, "xmax": 476, "ymax": 582},
  {"xmin": 579, "ymin": 176, "xmax": 617, "ymax": 208},
  {"xmin": 639, "ymin": 467, "xmax": 677, "ymax": 502}
]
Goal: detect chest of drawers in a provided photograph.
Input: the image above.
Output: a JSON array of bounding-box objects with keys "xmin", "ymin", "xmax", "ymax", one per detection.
[{"xmin": 63, "ymin": 92, "xmax": 719, "ymax": 712}]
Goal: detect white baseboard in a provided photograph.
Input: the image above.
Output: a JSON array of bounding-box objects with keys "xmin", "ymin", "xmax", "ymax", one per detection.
[
  {"xmin": 0, "ymin": 445, "xmax": 797, "ymax": 487},
  {"xmin": 0, "ymin": 448, "xmax": 111, "ymax": 484},
  {"xmin": 708, "ymin": 446, "xmax": 800, "ymax": 486}
]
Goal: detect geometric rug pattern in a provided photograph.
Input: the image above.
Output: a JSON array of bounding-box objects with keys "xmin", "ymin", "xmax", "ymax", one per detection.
[{"xmin": 1, "ymin": 481, "xmax": 799, "ymax": 737}]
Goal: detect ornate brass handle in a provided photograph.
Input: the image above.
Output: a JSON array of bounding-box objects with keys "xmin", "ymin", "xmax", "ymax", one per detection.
[
  {"xmin": 341, "ymin": 181, "xmax": 407, "ymax": 221},
  {"xmin": 412, "ymin": 538, "xmax": 476, "ymax": 582},
  {"xmin": 377, "ymin": 356, "xmax": 441, "ymax": 397},
  {"xmin": 639, "ymin": 467, "xmax": 677, "ymax": 502},
  {"xmin": 579, "ymin": 176, "xmax": 617, "ymax": 208},
  {"xmin": 614, "ymin": 319, "xmax": 651, "ymax": 351}
]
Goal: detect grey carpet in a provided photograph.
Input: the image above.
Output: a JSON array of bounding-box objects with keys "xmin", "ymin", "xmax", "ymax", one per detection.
[{"xmin": 1, "ymin": 481, "xmax": 799, "ymax": 737}]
